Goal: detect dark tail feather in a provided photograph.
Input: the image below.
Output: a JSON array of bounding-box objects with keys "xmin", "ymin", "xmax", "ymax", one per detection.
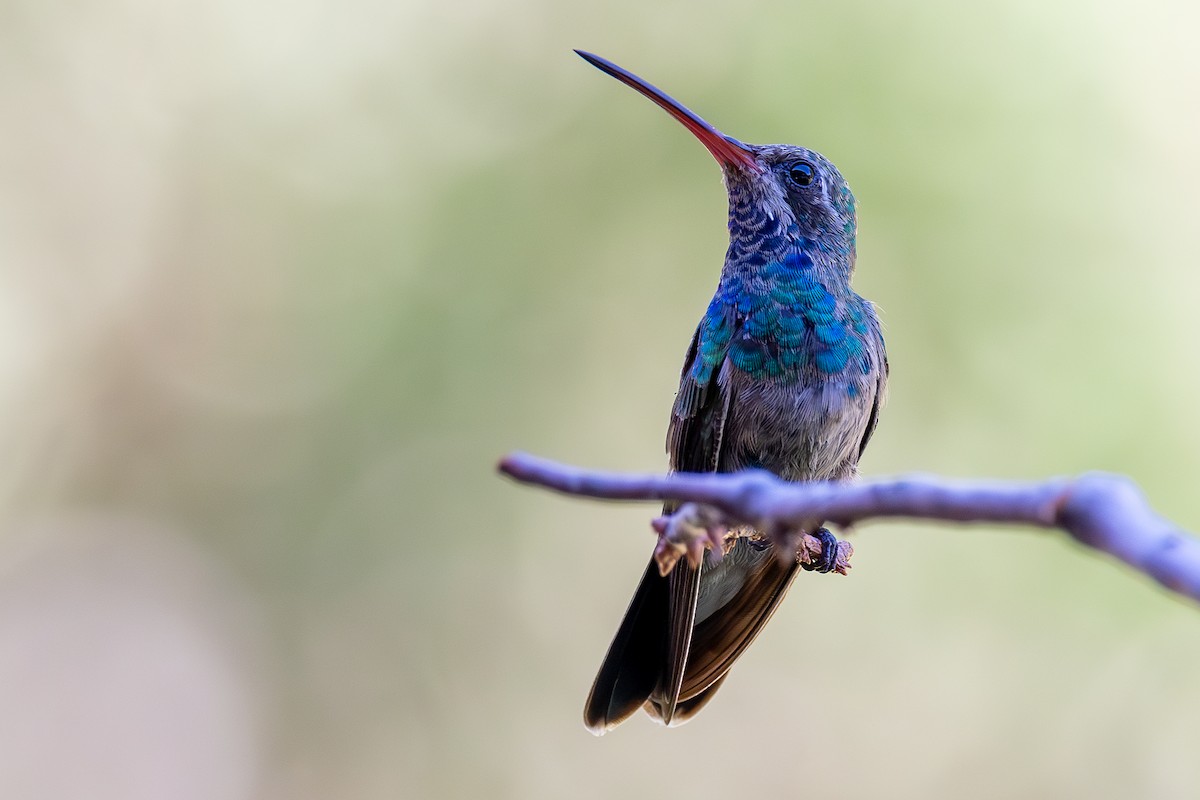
[
  {"xmin": 643, "ymin": 670, "xmax": 729, "ymax": 725},
  {"xmin": 586, "ymin": 542, "xmax": 801, "ymax": 732},
  {"xmin": 643, "ymin": 542, "xmax": 802, "ymax": 726},
  {"xmin": 658, "ymin": 558, "xmax": 702, "ymax": 725},
  {"xmin": 677, "ymin": 549, "xmax": 801, "ymax": 701},
  {"xmin": 583, "ymin": 561, "xmax": 668, "ymax": 735}
]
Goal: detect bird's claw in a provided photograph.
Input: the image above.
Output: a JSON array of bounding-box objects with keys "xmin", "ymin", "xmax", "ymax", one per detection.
[
  {"xmin": 652, "ymin": 503, "xmax": 728, "ymax": 576},
  {"xmin": 799, "ymin": 527, "xmax": 853, "ymax": 575}
]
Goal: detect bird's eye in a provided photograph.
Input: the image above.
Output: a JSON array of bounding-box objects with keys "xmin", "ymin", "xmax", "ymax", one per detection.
[{"xmin": 788, "ymin": 161, "xmax": 815, "ymax": 186}]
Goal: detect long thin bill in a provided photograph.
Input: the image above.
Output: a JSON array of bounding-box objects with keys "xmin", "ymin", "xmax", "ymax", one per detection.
[{"xmin": 575, "ymin": 50, "xmax": 760, "ymax": 172}]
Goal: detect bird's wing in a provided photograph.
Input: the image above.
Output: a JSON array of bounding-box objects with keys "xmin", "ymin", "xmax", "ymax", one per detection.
[
  {"xmin": 583, "ymin": 317, "xmax": 733, "ymax": 734},
  {"xmin": 656, "ymin": 316, "xmax": 736, "ymax": 724},
  {"xmin": 665, "ymin": 321, "xmax": 733, "ymax": 478},
  {"xmin": 856, "ymin": 312, "xmax": 889, "ymax": 458},
  {"xmin": 582, "ymin": 558, "xmax": 669, "ymax": 733}
]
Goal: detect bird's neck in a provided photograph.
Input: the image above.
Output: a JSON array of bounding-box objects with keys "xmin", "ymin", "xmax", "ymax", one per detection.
[
  {"xmin": 704, "ymin": 211, "xmax": 866, "ymax": 382},
  {"xmin": 722, "ymin": 198, "xmax": 855, "ymax": 290},
  {"xmin": 720, "ymin": 232, "xmax": 853, "ymax": 300}
]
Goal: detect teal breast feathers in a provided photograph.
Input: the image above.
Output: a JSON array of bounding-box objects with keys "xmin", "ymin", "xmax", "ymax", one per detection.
[{"xmin": 690, "ymin": 250, "xmax": 871, "ymax": 383}]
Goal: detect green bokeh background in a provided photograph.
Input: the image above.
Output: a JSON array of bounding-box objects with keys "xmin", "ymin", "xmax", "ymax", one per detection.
[{"xmin": 2, "ymin": 0, "xmax": 1200, "ymax": 798}]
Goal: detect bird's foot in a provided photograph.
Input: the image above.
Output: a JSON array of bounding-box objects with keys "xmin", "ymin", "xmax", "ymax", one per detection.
[
  {"xmin": 650, "ymin": 503, "xmax": 729, "ymax": 576},
  {"xmin": 798, "ymin": 527, "xmax": 853, "ymax": 575}
]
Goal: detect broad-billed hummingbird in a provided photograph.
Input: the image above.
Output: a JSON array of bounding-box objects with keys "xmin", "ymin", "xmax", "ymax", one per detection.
[{"xmin": 575, "ymin": 51, "xmax": 888, "ymax": 734}]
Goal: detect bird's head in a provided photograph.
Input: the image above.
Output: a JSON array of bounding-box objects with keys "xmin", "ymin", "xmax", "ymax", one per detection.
[{"xmin": 576, "ymin": 51, "xmax": 857, "ymax": 265}]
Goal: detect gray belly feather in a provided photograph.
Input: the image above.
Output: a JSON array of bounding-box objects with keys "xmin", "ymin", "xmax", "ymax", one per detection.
[{"xmin": 724, "ymin": 370, "xmax": 877, "ymax": 481}]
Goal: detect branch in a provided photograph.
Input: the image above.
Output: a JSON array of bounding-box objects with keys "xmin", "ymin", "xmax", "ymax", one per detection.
[{"xmin": 497, "ymin": 451, "xmax": 1200, "ymax": 604}]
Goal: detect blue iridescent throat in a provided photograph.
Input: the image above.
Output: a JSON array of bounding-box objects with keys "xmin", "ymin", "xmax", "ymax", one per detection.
[{"xmin": 690, "ymin": 215, "xmax": 868, "ymax": 384}]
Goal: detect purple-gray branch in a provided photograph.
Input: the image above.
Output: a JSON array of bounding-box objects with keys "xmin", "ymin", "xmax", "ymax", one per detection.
[{"xmin": 497, "ymin": 451, "xmax": 1200, "ymax": 604}]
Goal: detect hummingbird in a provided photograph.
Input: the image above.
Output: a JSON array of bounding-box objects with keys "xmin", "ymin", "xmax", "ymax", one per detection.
[{"xmin": 575, "ymin": 51, "xmax": 888, "ymax": 734}]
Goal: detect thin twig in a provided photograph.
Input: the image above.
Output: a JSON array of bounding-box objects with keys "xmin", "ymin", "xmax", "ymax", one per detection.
[{"xmin": 497, "ymin": 451, "xmax": 1200, "ymax": 603}]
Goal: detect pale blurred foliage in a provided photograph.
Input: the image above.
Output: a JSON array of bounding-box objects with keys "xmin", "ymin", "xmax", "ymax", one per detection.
[{"xmin": 1, "ymin": 0, "xmax": 1200, "ymax": 798}]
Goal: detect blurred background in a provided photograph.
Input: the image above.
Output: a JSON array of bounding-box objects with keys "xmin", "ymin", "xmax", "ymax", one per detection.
[{"xmin": 2, "ymin": 0, "xmax": 1199, "ymax": 797}]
